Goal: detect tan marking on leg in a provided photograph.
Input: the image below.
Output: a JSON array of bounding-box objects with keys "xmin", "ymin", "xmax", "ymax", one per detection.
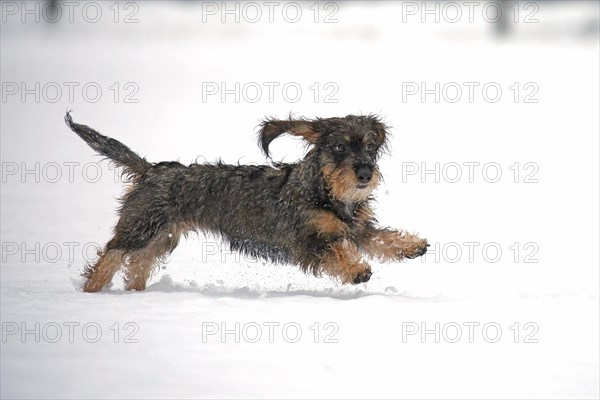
[
  {"xmin": 319, "ymin": 240, "xmax": 371, "ymax": 284},
  {"xmin": 124, "ymin": 229, "xmax": 182, "ymax": 291},
  {"xmin": 125, "ymin": 250, "xmax": 156, "ymax": 292},
  {"xmin": 82, "ymin": 249, "xmax": 124, "ymax": 293},
  {"xmin": 309, "ymin": 210, "xmax": 349, "ymax": 237}
]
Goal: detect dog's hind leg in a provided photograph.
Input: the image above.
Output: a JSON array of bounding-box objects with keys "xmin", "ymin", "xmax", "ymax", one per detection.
[
  {"xmin": 124, "ymin": 228, "xmax": 182, "ymax": 291},
  {"xmin": 82, "ymin": 240, "xmax": 124, "ymax": 293}
]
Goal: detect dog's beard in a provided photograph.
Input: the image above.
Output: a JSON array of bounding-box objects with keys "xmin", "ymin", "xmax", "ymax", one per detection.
[
  {"xmin": 322, "ymin": 164, "xmax": 380, "ymax": 203},
  {"xmin": 340, "ymin": 183, "xmax": 376, "ymax": 203}
]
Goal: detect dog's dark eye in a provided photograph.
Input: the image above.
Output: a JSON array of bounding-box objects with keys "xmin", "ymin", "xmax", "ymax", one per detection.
[
  {"xmin": 365, "ymin": 143, "xmax": 375, "ymax": 152},
  {"xmin": 334, "ymin": 144, "xmax": 346, "ymax": 153}
]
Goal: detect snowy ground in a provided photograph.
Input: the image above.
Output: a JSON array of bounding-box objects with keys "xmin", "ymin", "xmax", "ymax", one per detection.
[{"xmin": 1, "ymin": 1, "xmax": 599, "ymax": 399}]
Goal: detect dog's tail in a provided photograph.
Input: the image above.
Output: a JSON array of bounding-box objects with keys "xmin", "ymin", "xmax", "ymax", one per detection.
[{"xmin": 65, "ymin": 111, "xmax": 152, "ymax": 178}]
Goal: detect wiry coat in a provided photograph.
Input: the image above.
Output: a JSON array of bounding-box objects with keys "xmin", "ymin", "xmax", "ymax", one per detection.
[{"xmin": 65, "ymin": 112, "xmax": 428, "ymax": 292}]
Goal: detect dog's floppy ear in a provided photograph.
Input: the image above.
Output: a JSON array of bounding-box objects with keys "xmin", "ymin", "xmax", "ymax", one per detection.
[
  {"xmin": 258, "ymin": 117, "xmax": 319, "ymax": 157},
  {"xmin": 367, "ymin": 114, "xmax": 391, "ymax": 154}
]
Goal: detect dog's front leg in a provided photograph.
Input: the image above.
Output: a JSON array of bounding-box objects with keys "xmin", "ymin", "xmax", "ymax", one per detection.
[
  {"xmin": 360, "ymin": 228, "xmax": 428, "ymax": 262},
  {"xmin": 317, "ymin": 239, "xmax": 373, "ymax": 284},
  {"xmin": 298, "ymin": 210, "xmax": 371, "ymax": 284},
  {"xmin": 304, "ymin": 210, "xmax": 372, "ymax": 284}
]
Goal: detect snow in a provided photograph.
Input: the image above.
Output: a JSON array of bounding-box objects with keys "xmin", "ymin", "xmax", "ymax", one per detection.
[{"xmin": 1, "ymin": 1, "xmax": 599, "ymax": 399}]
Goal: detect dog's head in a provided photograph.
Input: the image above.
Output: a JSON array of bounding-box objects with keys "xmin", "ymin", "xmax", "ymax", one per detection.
[{"xmin": 258, "ymin": 114, "xmax": 390, "ymax": 203}]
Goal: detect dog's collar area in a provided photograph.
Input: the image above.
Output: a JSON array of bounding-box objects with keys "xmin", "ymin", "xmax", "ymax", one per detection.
[
  {"xmin": 331, "ymin": 201, "xmax": 357, "ymax": 224},
  {"xmin": 340, "ymin": 203, "xmax": 357, "ymax": 223},
  {"xmin": 311, "ymin": 194, "xmax": 358, "ymax": 224}
]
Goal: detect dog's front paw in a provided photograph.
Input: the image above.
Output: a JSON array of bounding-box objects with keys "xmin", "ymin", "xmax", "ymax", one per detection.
[
  {"xmin": 403, "ymin": 238, "xmax": 429, "ymax": 259},
  {"xmin": 353, "ymin": 268, "xmax": 372, "ymax": 284}
]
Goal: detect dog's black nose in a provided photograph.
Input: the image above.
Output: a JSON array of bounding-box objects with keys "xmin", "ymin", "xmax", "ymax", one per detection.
[{"xmin": 356, "ymin": 166, "xmax": 372, "ymax": 183}]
